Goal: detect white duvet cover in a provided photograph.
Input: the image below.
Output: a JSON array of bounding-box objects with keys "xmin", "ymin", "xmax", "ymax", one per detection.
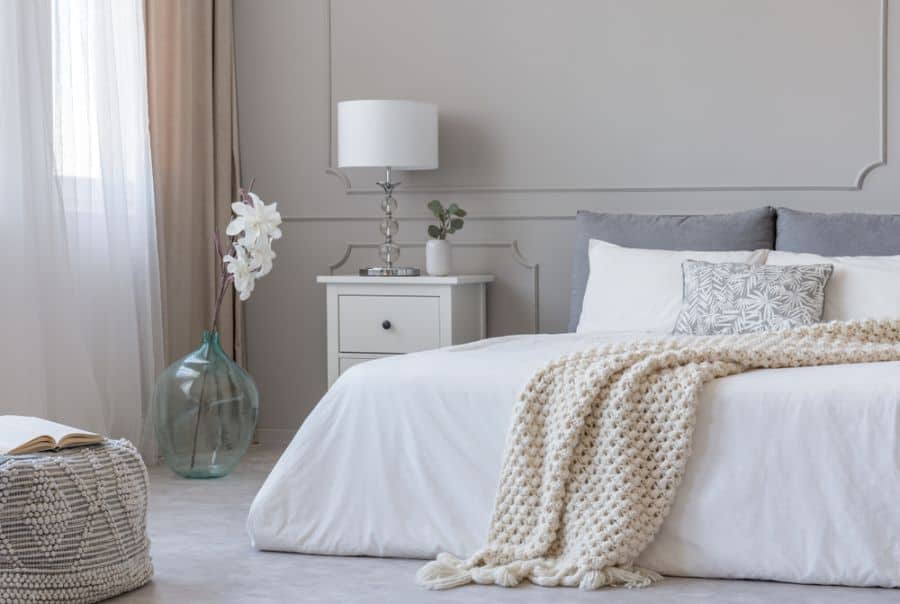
[{"xmin": 248, "ymin": 332, "xmax": 900, "ymax": 587}]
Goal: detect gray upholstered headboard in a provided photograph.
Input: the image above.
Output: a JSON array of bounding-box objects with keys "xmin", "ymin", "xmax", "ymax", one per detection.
[
  {"xmin": 569, "ymin": 206, "xmax": 900, "ymax": 332},
  {"xmin": 775, "ymin": 208, "xmax": 900, "ymax": 256}
]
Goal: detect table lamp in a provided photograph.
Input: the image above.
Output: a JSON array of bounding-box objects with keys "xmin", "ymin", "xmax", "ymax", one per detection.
[{"xmin": 337, "ymin": 99, "xmax": 438, "ymax": 276}]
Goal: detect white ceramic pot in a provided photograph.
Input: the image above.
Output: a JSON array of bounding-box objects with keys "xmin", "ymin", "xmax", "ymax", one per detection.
[{"xmin": 425, "ymin": 239, "xmax": 452, "ymax": 276}]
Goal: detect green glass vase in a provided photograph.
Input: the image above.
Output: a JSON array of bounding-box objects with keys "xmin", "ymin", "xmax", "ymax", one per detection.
[{"xmin": 153, "ymin": 330, "xmax": 258, "ymax": 478}]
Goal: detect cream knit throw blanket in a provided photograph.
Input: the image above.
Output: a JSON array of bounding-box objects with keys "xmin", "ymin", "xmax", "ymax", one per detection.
[{"xmin": 417, "ymin": 319, "xmax": 900, "ymax": 591}]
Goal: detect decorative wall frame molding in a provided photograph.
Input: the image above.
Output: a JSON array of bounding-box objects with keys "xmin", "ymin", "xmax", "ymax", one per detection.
[
  {"xmin": 325, "ymin": 0, "xmax": 887, "ymax": 194},
  {"xmin": 328, "ymin": 240, "xmax": 540, "ymax": 333},
  {"xmin": 283, "ymin": 214, "xmax": 573, "ymax": 223}
]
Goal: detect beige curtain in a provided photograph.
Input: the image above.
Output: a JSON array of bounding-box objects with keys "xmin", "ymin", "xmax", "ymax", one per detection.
[{"xmin": 145, "ymin": 0, "xmax": 245, "ymax": 365}]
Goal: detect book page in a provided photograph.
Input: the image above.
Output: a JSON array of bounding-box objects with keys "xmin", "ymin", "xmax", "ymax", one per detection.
[{"xmin": 0, "ymin": 416, "xmax": 100, "ymax": 454}]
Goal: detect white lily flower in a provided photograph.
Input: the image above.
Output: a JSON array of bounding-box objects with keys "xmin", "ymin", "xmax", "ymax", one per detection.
[
  {"xmin": 223, "ymin": 244, "xmax": 256, "ymax": 301},
  {"xmin": 226, "ymin": 192, "xmax": 282, "ymax": 246},
  {"xmin": 247, "ymin": 238, "xmax": 277, "ymax": 277}
]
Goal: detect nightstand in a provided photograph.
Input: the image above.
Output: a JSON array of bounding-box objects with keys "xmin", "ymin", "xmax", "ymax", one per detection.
[{"xmin": 317, "ymin": 275, "xmax": 494, "ymax": 386}]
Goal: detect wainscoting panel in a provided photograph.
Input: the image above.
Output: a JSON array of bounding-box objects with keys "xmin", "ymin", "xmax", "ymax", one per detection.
[
  {"xmin": 330, "ymin": 0, "xmax": 886, "ymax": 192},
  {"xmin": 235, "ymin": 0, "xmax": 899, "ymax": 439}
]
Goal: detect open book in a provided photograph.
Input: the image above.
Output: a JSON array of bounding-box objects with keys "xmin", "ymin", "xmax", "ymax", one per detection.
[{"xmin": 0, "ymin": 416, "xmax": 103, "ymax": 455}]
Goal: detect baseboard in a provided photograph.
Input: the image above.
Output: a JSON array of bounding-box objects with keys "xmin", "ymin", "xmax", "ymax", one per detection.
[{"xmin": 254, "ymin": 427, "xmax": 296, "ymax": 445}]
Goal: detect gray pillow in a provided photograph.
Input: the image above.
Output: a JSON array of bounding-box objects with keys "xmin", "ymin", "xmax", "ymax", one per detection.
[
  {"xmin": 776, "ymin": 208, "xmax": 900, "ymax": 256},
  {"xmin": 569, "ymin": 207, "xmax": 776, "ymax": 331},
  {"xmin": 673, "ymin": 260, "xmax": 833, "ymax": 336}
]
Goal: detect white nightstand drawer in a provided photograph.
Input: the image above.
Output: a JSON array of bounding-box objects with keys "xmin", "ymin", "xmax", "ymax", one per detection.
[{"xmin": 338, "ymin": 295, "xmax": 440, "ymax": 353}]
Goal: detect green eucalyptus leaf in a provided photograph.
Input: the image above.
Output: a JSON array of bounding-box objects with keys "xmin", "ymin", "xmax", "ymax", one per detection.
[
  {"xmin": 447, "ymin": 203, "xmax": 459, "ymax": 215},
  {"xmin": 453, "ymin": 208, "xmax": 467, "ymax": 217},
  {"xmin": 427, "ymin": 200, "xmax": 444, "ymax": 219},
  {"xmin": 427, "ymin": 225, "xmax": 442, "ymax": 239},
  {"xmin": 450, "ymin": 218, "xmax": 464, "ymax": 231}
]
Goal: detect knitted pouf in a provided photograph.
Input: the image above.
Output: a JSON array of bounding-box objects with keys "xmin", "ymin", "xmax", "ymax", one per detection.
[{"xmin": 0, "ymin": 439, "xmax": 153, "ymax": 603}]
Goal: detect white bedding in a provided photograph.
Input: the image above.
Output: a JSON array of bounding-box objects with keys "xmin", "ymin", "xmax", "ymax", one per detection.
[{"xmin": 248, "ymin": 332, "xmax": 900, "ymax": 587}]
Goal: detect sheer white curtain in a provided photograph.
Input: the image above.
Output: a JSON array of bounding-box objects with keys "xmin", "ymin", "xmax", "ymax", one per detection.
[{"xmin": 1, "ymin": 0, "xmax": 162, "ymax": 455}]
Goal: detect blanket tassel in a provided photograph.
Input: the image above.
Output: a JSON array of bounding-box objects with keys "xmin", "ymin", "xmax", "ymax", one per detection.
[
  {"xmin": 416, "ymin": 553, "xmax": 473, "ymax": 590},
  {"xmin": 577, "ymin": 566, "xmax": 663, "ymax": 590},
  {"xmin": 418, "ymin": 554, "xmax": 662, "ymax": 591}
]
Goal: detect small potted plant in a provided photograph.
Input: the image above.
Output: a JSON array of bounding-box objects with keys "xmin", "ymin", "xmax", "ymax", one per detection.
[{"xmin": 426, "ymin": 200, "xmax": 466, "ymax": 276}]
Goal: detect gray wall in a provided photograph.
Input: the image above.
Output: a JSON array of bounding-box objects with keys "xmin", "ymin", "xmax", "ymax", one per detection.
[{"xmin": 235, "ymin": 0, "xmax": 900, "ymax": 442}]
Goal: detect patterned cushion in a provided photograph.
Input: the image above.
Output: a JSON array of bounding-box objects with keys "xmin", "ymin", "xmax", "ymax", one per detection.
[{"xmin": 673, "ymin": 260, "xmax": 833, "ymax": 335}]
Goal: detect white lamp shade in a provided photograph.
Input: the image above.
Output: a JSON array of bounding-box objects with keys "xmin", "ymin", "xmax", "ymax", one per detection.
[{"xmin": 337, "ymin": 100, "xmax": 438, "ymax": 170}]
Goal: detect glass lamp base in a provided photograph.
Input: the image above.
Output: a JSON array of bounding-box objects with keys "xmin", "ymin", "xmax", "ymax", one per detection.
[{"xmin": 359, "ymin": 266, "xmax": 421, "ymax": 277}]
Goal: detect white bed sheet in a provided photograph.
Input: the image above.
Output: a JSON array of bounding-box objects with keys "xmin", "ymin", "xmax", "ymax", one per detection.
[{"xmin": 248, "ymin": 332, "xmax": 900, "ymax": 587}]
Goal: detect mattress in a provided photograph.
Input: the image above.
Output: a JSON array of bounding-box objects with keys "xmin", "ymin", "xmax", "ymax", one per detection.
[{"xmin": 248, "ymin": 332, "xmax": 900, "ymax": 587}]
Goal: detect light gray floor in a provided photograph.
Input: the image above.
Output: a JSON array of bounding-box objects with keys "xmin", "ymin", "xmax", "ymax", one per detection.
[{"xmin": 115, "ymin": 444, "xmax": 897, "ymax": 603}]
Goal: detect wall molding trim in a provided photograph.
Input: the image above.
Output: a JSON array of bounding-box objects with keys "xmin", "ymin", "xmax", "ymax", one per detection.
[
  {"xmin": 283, "ymin": 214, "xmax": 574, "ymax": 223},
  {"xmin": 324, "ymin": 0, "xmax": 887, "ymax": 194},
  {"xmin": 328, "ymin": 240, "xmax": 540, "ymax": 333},
  {"xmin": 857, "ymin": 0, "xmax": 890, "ymax": 188}
]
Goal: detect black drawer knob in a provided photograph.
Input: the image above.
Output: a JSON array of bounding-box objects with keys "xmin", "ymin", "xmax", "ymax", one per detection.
[{"xmin": 382, "ymin": 320, "xmax": 392, "ymax": 330}]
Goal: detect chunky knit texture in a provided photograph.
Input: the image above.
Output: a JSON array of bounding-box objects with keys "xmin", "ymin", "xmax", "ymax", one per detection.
[
  {"xmin": 0, "ymin": 440, "xmax": 152, "ymax": 603},
  {"xmin": 417, "ymin": 320, "xmax": 900, "ymax": 591}
]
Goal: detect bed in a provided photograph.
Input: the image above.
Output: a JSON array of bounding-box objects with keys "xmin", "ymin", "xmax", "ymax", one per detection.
[
  {"xmin": 248, "ymin": 207, "xmax": 900, "ymax": 588},
  {"xmin": 248, "ymin": 331, "xmax": 900, "ymax": 587}
]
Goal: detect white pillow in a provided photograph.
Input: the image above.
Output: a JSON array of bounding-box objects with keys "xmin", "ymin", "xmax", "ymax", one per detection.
[
  {"xmin": 766, "ymin": 250, "xmax": 900, "ymax": 321},
  {"xmin": 576, "ymin": 240, "xmax": 769, "ymax": 334}
]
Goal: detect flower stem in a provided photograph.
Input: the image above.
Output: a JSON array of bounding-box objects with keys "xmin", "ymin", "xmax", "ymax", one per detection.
[
  {"xmin": 210, "ymin": 273, "xmax": 232, "ymax": 334},
  {"xmin": 188, "ymin": 358, "xmax": 211, "ymax": 472}
]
